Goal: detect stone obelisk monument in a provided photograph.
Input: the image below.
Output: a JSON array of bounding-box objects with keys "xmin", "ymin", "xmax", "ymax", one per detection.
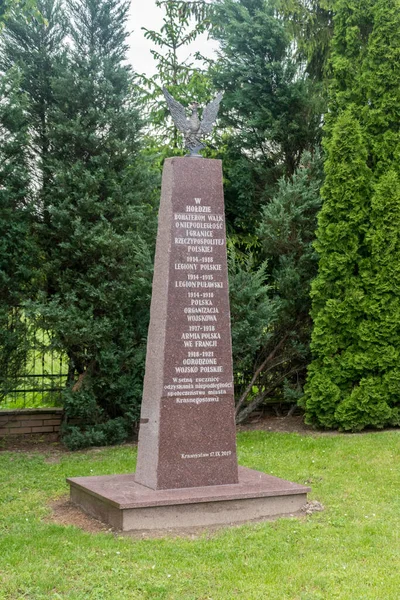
[
  {"xmin": 67, "ymin": 91, "xmax": 309, "ymax": 531},
  {"xmin": 135, "ymin": 156, "xmax": 238, "ymax": 490}
]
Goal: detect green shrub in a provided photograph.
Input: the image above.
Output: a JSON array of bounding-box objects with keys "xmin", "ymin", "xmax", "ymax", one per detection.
[{"xmin": 62, "ymin": 418, "xmax": 130, "ymax": 451}]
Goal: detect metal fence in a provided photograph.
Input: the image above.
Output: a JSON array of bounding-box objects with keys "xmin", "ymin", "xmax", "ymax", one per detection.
[{"xmin": 0, "ymin": 308, "xmax": 68, "ymax": 409}]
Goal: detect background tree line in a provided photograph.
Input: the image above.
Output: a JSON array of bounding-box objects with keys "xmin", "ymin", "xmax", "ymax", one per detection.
[{"xmin": 1, "ymin": 0, "xmax": 399, "ymax": 447}]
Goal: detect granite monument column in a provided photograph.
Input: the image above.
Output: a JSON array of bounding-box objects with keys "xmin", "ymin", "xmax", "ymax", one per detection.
[{"xmin": 135, "ymin": 157, "xmax": 239, "ymax": 490}]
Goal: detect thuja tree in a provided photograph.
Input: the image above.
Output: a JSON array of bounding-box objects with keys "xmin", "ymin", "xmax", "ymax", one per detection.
[
  {"xmin": 34, "ymin": 0, "xmax": 157, "ymax": 449},
  {"xmin": 305, "ymin": 0, "xmax": 400, "ymax": 430},
  {"xmin": 324, "ymin": 0, "xmax": 400, "ymax": 169},
  {"xmin": 359, "ymin": 0, "xmax": 400, "ymax": 176},
  {"xmin": 304, "ymin": 112, "xmax": 372, "ymax": 428}
]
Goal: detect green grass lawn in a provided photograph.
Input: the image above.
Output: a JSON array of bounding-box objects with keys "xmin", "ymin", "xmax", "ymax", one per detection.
[{"xmin": 0, "ymin": 430, "xmax": 399, "ymax": 599}]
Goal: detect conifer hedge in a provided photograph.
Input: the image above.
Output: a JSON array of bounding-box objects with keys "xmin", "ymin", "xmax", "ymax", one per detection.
[{"xmin": 304, "ymin": 0, "xmax": 400, "ymax": 430}]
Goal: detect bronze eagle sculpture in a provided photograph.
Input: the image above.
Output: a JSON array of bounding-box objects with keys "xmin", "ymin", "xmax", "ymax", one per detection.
[{"xmin": 163, "ymin": 87, "xmax": 224, "ymax": 157}]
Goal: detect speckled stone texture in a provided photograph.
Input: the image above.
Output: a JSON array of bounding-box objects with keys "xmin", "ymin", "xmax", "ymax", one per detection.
[
  {"xmin": 135, "ymin": 157, "xmax": 238, "ymax": 490},
  {"xmin": 67, "ymin": 467, "xmax": 311, "ymax": 531}
]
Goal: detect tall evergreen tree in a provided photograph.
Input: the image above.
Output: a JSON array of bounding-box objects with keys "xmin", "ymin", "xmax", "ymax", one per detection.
[
  {"xmin": 0, "ymin": 0, "xmax": 67, "ymax": 405},
  {"xmin": 0, "ymin": 0, "xmax": 66, "ymax": 220},
  {"xmin": 33, "ymin": 0, "xmax": 157, "ymax": 448},
  {"xmin": 305, "ymin": 112, "xmax": 372, "ymax": 428},
  {"xmin": 0, "ymin": 67, "xmax": 37, "ymax": 399},
  {"xmin": 209, "ymin": 0, "xmax": 323, "ymax": 237},
  {"xmin": 277, "ymin": 0, "xmax": 333, "ymax": 80},
  {"xmin": 305, "ymin": 0, "xmax": 400, "ymax": 430},
  {"xmin": 359, "ymin": 0, "xmax": 400, "ymax": 177},
  {"xmin": 233, "ymin": 151, "xmax": 323, "ymax": 422}
]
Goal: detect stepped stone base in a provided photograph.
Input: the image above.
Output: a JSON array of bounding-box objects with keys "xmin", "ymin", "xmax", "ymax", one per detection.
[{"xmin": 67, "ymin": 467, "xmax": 310, "ymax": 532}]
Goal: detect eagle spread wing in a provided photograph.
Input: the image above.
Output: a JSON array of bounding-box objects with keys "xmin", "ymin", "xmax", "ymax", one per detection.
[
  {"xmin": 200, "ymin": 92, "xmax": 224, "ymax": 135},
  {"xmin": 162, "ymin": 88, "xmax": 189, "ymax": 133}
]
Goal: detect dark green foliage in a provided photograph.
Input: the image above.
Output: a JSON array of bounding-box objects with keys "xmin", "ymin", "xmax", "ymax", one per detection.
[
  {"xmin": 62, "ymin": 379, "xmax": 131, "ymax": 449},
  {"xmin": 62, "ymin": 419, "xmax": 130, "ymax": 450},
  {"xmin": 0, "ymin": 0, "xmax": 8, "ymax": 21},
  {"xmin": 209, "ymin": 0, "xmax": 323, "ymax": 235},
  {"xmin": 229, "ymin": 252, "xmax": 276, "ymax": 383},
  {"xmin": 0, "ymin": 68, "xmax": 33, "ymax": 309},
  {"xmin": 0, "ymin": 0, "xmax": 157, "ymax": 442},
  {"xmin": 305, "ymin": 117, "xmax": 400, "ymax": 430},
  {"xmin": 305, "ymin": 0, "xmax": 400, "ymax": 431},
  {"xmin": 33, "ymin": 0, "xmax": 157, "ymax": 444},
  {"xmin": 258, "ymin": 151, "xmax": 323, "ymax": 321},
  {"xmin": 0, "ymin": 0, "xmax": 66, "ymax": 175},
  {"xmin": 277, "ymin": 0, "xmax": 333, "ymax": 80},
  {"xmin": 0, "ymin": 67, "xmax": 38, "ymax": 398},
  {"xmin": 232, "ymin": 152, "xmax": 323, "ymax": 422},
  {"xmin": 0, "ymin": 1, "xmax": 69, "ymax": 405}
]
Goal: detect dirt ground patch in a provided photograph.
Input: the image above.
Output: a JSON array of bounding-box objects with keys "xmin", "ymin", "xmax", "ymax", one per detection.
[{"xmin": 46, "ymin": 497, "xmax": 111, "ymax": 534}]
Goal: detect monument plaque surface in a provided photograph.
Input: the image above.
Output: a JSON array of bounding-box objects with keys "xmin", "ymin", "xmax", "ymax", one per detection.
[{"xmin": 135, "ymin": 157, "xmax": 239, "ymax": 490}]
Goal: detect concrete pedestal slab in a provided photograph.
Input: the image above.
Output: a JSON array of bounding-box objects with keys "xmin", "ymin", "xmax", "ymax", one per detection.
[{"xmin": 67, "ymin": 466, "xmax": 310, "ymax": 532}]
